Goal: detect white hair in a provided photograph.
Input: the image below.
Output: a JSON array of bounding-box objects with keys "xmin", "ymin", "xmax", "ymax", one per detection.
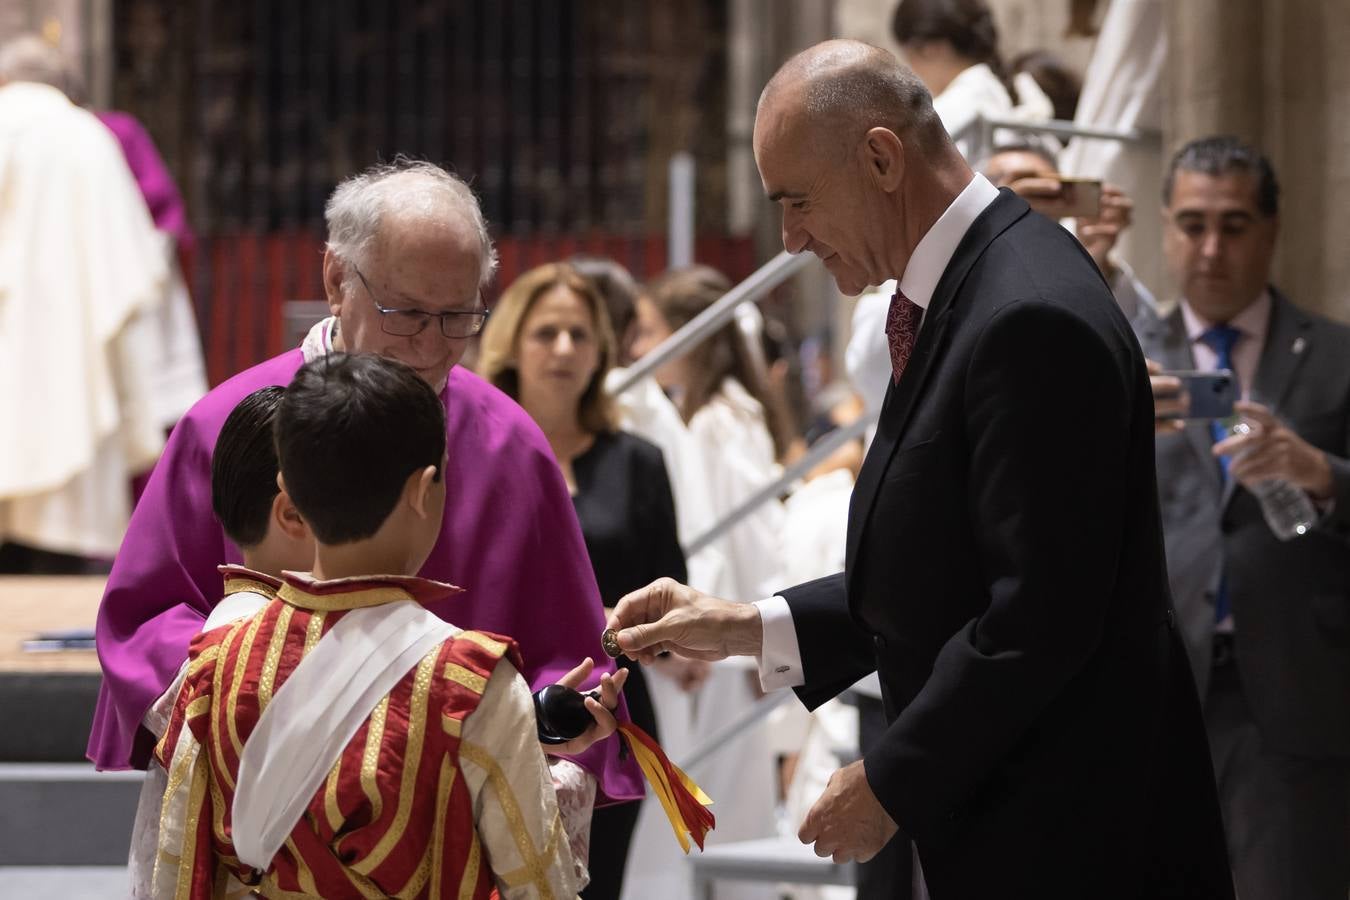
[
  {"xmin": 324, "ymin": 158, "xmax": 499, "ymax": 289},
  {"xmin": 0, "ymin": 34, "xmax": 71, "ymax": 92}
]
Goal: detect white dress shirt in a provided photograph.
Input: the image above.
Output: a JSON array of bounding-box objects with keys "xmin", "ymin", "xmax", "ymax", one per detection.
[{"xmin": 755, "ymin": 173, "xmax": 1001, "ymax": 691}]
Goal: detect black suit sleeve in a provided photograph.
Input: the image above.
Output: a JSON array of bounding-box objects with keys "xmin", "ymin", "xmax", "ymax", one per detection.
[
  {"xmin": 863, "ymin": 299, "xmax": 1135, "ymax": 844},
  {"xmin": 780, "ymin": 573, "xmax": 876, "ymax": 709}
]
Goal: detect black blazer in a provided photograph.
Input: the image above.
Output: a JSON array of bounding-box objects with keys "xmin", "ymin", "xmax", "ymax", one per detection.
[
  {"xmin": 1135, "ymin": 292, "xmax": 1350, "ymax": 758},
  {"xmin": 779, "ymin": 191, "xmax": 1232, "ymax": 897}
]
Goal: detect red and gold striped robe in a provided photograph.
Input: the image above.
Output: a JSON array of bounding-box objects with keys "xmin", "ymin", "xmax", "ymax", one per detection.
[{"xmin": 154, "ymin": 572, "xmax": 573, "ymax": 899}]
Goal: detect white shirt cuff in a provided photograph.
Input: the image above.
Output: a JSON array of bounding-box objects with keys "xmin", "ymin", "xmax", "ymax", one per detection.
[{"xmin": 754, "ymin": 596, "xmax": 805, "ymax": 691}]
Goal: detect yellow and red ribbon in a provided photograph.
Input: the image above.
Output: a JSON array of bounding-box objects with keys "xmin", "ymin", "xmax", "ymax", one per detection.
[{"xmin": 617, "ymin": 722, "xmax": 715, "ymax": 852}]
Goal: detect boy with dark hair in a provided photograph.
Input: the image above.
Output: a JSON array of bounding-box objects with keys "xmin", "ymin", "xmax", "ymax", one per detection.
[
  {"xmin": 131, "ymin": 385, "xmax": 314, "ymax": 899},
  {"xmin": 153, "ymin": 353, "xmax": 621, "ymax": 899}
]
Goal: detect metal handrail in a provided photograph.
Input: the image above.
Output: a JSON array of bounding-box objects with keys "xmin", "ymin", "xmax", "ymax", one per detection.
[
  {"xmin": 686, "ymin": 409, "xmax": 877, "ymax": 556},
  {"xmin": 679, "ymin": 690, "xmax": 796, "ymax": 773},
  {"xmin": 954, "ymin": 113, "xmax": 1162, "ymax": 170},
  {"xmin": 978, "ymin": 116, "xmax": 1161, "ymax": 145},
  {"xmin": 609, "ymin": 250, "xmax": 813, "ymax": 397}
]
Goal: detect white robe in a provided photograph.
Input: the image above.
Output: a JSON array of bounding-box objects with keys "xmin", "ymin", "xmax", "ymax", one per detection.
[
  {"xmin": 608, "ymin": 370, "xmax": 733, "ymax": 599},
  {"xmin": 935, "ymin": 63, "xmax": 1055, "ymax": 162},
  {"xmin": 0, "ymin": 82, "xmax": 170, "ymax": 557},
  {"xmin": 1058, "ymin": 0, "xmax": 1167, "ymax": 299},
  {"xmin": 616, "ymin": 378, "xmax": 783, "ymax": 900}
]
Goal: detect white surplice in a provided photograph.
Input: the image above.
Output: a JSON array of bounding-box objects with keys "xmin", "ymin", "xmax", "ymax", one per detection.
[
  {"xmin": 935, "ymin": 63, "xmax": 1054, "ymax": 162},
  {"xmin": 1058, "ymin": 0, "xmax": 1167, "ymax": 298},
  {"xmin": 0, "ymin": 81, "xmax": 170, "ymax": 557},
  {"xmin": 608, "ymin": 369, "xmax": 733, "ymax": 598},
  {"xmin": 625, "ymin": 378, "xmax": 783, "ymax": 900}
]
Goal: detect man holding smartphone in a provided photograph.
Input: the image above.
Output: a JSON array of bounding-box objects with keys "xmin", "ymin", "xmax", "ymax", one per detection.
[
  {"xmin": 1137, "ymin": 135, "xmax": 1350, "ymax": 900},
  {"xmin": 981, "ymin": 143, "xmax": 1158, "ymax": 320}
]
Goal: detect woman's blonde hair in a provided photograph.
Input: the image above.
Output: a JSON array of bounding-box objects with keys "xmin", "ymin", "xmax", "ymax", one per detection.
[{"xmin": 477, "ymin": 263, "xmax": 619, "ymax": 434}]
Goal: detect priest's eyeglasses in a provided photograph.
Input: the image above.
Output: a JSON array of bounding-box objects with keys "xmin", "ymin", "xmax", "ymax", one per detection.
[{"xmin": 353, "ymin": 266, "xmax": 489, "ymax": 339}]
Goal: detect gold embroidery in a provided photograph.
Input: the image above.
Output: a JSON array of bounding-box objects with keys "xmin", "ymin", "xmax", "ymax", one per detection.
[
  {"xmin": 352, "ymin": 648, "xmax": 438, "ymax": 875},
  {"xmin": 225, "ymin": 611, "xmax": 265, "ymax": 763},
  {"xmin": 222, "ymin": 577, "xmax": 280, "ymax": 600},
  {"xmin": 279, "ymin": 582, "xmax": 414, "ymax": 612},
  {"xmin": 185, "ymin": 694, "xmax": 212, "ymax": 722},
  {"xmin": 207, "ymin": 752, "xmax": 231, "ymax": 847},
  {"xmin": 258, "ymin": 604, "xmax": 295, "ymax": 712},
  {"xmin": 156, "ymin": 729, "xmax": 198, "ymax": 886},
  {"xmin": 497, "ymin": 814, "xmax": 566, "ymax": 889},
  {"xmin": 444, "ymin": 663, "xmax": 487, "ymax": 695},
  {"xmin": 361, "ymin": 695, "xmax": 390, "ymax": 825},
  {"xmin": 457, "ymin": 630, "xmax": 507, "ymax": 657},
  {"xmin": 442, "ymin": 715, "xmax": 463, "ymax": 738},
  {"xmin": 427, "ymin": 756, "xmax": 457, "ymax": 900},
  {"xmin": 458, "ymin": 832, "xmax": 482, "ymax": 900},
  {"xmin": 174, "ymin": 744, "xmax": 211, "ymax": 900},
  {"xmin": 187, "ymin": 643, "xmax": 220, "ymax": 678},
  {"xmin": 337, "ymin": 864, "xmax": 388, "ymax": 899},
  {"xmin": 401, "ymin": 834, "xmax": 434, "ymax": 899},
  {"xmin": 211, "ymin": 617, "xmax": 249, "ymax": 792},
  {"xmin": 285, "ymin": 835, "xmax": 319, "ymax": 896},
  {"xmin": 324, "ymin": 752, "xmax": 345, "ymax": 834},
  {"xmin": 459, "ymin": 740, "xmax": 557, "ymax": 900},
  {"xmin": 308, "ymin": 606, "xmax": 337, "ymax": 826},
  {"xmin": 257, "ymin": 874, "xmax": 327, "ymax": 899},
  {"xmin": 302, "ymin": 608, "xmax": 326, "ymax": 655}
]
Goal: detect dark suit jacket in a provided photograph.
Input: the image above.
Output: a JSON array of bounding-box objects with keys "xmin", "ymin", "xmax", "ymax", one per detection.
[
  {"xmin": 779, "ymin": 191, "xmax": 1231, "ymax": 897},
  {"xmin": 1135, "ymin": 291, "xmax": 1350, "ymax": 758}
]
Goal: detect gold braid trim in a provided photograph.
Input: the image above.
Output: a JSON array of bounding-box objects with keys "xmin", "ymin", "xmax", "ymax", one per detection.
[
  {"xmin": 457, "ymin": 832, "xmax": 482, "ymax": 900},
  {"xmin": 443, "ymin": 663, "xmax": 487, "ymax": 694},
  {"xmin": 424, "ymin": 755, "xmax": 457, "ymax": 900},
  {"xmin": 361, "ymin": 695, "xmax": 391, "ymax": 826},
  {"xmin": 225, "ymin": 611, "xmax": 265, "ymax": 763},
  {"xmin": 210, "ymin": 617, "xmax": 250, "ymax": 792},
  {"xmin": 459, "ymin": 740, "xmax": 558, "ymax": 900},
  {"xmin": 257, "ymin": 603, "xmax": 295, "ymax": 712},
  {"xmin": 173, "ymin": 744, "xmax": 211, "ymax": 900},
  {"xmin": 350, "ymin": 648, "xmax": 438, "ymax": 875},
  {"xmin": 278, "ymin": 582, "xmax": 413, "ymax": 611}
]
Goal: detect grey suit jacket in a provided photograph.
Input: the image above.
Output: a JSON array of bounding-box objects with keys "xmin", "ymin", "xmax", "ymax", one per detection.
[{"xmin": 1135, "ymin": 289, "xmax": 1350, "ymax": 757}]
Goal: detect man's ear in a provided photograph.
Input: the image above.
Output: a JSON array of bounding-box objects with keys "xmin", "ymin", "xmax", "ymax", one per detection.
[
  {"xmin": 405, "ymin": 465, "xmax": 439, "ymax": 519},
  {"xmin": 862, "ymin": 127, "xmax": 905, "ymax": 193},
  {"xmin": 322, "ymin": 250, "xmax": 346, "ymax": 317}
]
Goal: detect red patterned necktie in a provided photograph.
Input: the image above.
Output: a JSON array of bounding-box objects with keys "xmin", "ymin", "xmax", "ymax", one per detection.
[{"xmin": 885, "ymin": 290, "xmax": 923, "ymax": 383}]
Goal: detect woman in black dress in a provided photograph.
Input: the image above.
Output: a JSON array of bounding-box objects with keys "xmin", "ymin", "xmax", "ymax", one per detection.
[{"xmin": 477, "ymin": 262, "xmax": 687, "ymax": 900}]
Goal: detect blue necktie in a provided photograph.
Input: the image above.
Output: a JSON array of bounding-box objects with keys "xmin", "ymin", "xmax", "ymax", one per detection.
[{"xmin": 1197, "ymin": 324, "xmax": 1241, "ymax": 623}]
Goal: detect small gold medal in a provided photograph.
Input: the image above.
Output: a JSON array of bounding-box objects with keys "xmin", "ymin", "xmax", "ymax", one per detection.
[{"xmin": 601, "ymin": 628, "xmax": 622, "ymax": 658}]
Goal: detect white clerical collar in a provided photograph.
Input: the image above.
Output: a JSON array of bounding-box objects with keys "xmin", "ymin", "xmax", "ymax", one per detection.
[{"xmin": 898, "ymin": 173, "xmax": 1000, "ymax": 311}]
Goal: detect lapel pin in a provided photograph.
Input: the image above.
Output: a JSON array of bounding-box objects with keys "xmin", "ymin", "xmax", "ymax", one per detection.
[{"xmin": 1292, "ymin": 337, "xmax": 1307, "ymax": 355}]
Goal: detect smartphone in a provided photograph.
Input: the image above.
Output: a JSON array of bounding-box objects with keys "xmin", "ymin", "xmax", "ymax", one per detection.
[
  {"xmin": 1055, "ymin": 177, "xmax": 1102, "ymax": 219},
  {"xmin": 1159, "ymin": 369, "xmax": 1237, "ymax": 420}
]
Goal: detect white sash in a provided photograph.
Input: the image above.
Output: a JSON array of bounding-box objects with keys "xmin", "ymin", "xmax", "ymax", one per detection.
[
  {"xmin": 232, "ymin": 601, "xmax": 456, "ymax": 870},
  {"xmin": 203, "ymin": 590, "xmax": 270, "ymax": 633}
]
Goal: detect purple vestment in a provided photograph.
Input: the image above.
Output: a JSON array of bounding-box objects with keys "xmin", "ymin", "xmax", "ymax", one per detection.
[
  {"xmin": 95, "ymin": 110, "xmax": 194, "ymax": 252},
  {"xmin": 88, "ymin": 349, "xmax": 642, "ymax": 803}
]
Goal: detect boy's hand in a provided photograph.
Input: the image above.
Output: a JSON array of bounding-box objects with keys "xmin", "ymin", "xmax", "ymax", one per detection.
[{"xmin": 544, "ymin": 657, "xmax": 629, "ymax": 756}]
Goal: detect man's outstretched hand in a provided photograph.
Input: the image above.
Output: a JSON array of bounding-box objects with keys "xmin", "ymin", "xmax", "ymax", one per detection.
[
  {"xmin": 606, "ymin": 577, "xmax": 765, "ymax": 664},
  {"xmin": 799, "ymin": 759, "xmax": 899, "ymax": 863}
]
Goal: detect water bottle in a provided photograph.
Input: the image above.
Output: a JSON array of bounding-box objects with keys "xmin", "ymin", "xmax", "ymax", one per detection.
[
  {"xmin": 1225, "ymin": 419, "xmax": 1317, "ymax": 540},
  {"xmin": 1248, "ymin": 478, "xmax": 1317, "ymax": 540}
]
